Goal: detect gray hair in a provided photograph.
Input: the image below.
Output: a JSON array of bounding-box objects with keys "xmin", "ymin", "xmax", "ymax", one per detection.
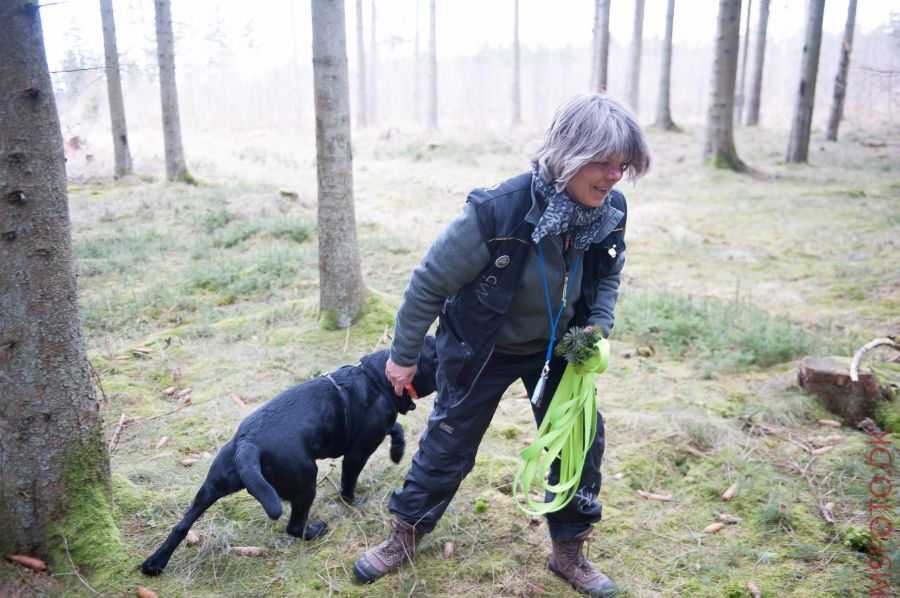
[{"xmin": 529, "ymin": 94, "xmax": 651, "ymax": 192}]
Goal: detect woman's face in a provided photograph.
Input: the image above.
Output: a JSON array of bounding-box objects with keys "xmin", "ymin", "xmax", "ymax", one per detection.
[{"xmin": 566, "ymin": 158, "xmax": 627, "ymax": 208}]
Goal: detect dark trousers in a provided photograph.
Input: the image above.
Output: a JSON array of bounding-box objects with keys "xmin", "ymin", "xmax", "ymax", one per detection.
[{"xmin": 388, "ymin": 349, "xmax": 606, "ymax": 541}]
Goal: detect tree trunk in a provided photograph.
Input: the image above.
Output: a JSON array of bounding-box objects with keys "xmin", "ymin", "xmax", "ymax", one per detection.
[
  {"xmin": 413, "ymin": 0, "xmax": 420, "ymax": 122},
  {"xmin": 154, "ymin": 0, "xmax": 190, "ymax": 182},
  {"xmin": 0, "ymin": 0, "xmax": 120, "ymax": 568},
  {"xmin": 626, "ymin": 0, "xmax": 645, "ymax": 112},
  {"xmin": 99, "ymin": 0, "xmax": 132, "ymax": 178},
  {"xmin": 704, "ymin": 0, "xmax": 745, "ymax": 171},
  {"xmin": 655, "ymin": 0, "xmax": 677, "ymax": 130},
  {"xmin": 311, "ymin": 0, "xmax": 367, "ymax": 329},
  {"xmin": 733, "ymin": 0, "xmax": 752, "ymax": 122},
  {"xmin": 786, "ymin": 0, "xmax": 826, "ymax": 164},
  {"xmin": 511, "ymin": 0, "xmax": 522, "ymax": 125},
  {"xmin": 355, "ymin": 0, "xmax": 367, "ymax": 128},
  {"xmin": 426, "ymin": 0, "xmax": 438, "ymax": 132},
  {"xmin": 826, "ymin": 0, "xmax": 857, "ymax": 141},
  {"xmin": 368, "ymin": 0, "xmax": 377, "ymax": 125},
  {"xmin": 743, "ymin": 0, "xmax": 769, "ymax": 126},
  {"xmin": 591, "ymin": 0, "xmax": 611, "ymax": 92}
]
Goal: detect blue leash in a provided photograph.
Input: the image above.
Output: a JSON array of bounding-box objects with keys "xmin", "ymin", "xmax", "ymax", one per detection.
[{"xmin": 530, "ymin": 241, "xmax": 581, "ymax": 406}]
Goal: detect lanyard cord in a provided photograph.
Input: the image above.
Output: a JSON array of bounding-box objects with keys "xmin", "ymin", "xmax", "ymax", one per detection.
[{"xmin": 537, "ymin": 241, "xmax": 581, "ymax": 364}]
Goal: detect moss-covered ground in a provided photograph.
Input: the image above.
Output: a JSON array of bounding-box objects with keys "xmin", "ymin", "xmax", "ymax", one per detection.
[{"xmin": 3, "ymin": 121, "xmax": 897, "ymax": 596}]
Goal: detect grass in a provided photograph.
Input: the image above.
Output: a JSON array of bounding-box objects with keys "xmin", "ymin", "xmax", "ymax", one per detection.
[{"xmin": 8, "ymin": 120, "xmax": 897, "ymax": 597}]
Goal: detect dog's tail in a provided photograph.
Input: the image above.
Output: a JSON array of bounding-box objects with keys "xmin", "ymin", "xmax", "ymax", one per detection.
[
  {"xmin": 388, "ymin": 422, "xmax": 406, "ymax": 464},
  {"xmin": 235, "ymin": 441, "xmax": 282, "ymax": 519}
]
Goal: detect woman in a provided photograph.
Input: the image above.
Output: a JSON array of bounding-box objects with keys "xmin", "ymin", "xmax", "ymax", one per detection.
[{"xmin": 353, "ymin": 94, "xmax": 650, "ymax": 597}]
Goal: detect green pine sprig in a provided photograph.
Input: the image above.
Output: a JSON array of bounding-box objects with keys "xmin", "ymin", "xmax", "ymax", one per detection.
[{"xmin": 555, "ymin": 326, "xmax": 601, "ymax": 372}]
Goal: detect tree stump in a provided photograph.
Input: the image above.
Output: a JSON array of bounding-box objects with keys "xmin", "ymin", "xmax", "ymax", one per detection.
[{"xmin": 798, "ymin": 357, "xmax": 889, "ymax": 425}]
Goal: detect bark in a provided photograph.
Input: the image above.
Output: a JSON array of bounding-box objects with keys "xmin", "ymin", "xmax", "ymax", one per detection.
[
  {"xmin": 311, "ymin": 0, "xmax": 367, "ymax": 329},
  {"xmin": 626, "ymin": 0, "xmax": 645, "ymax": 112},
  {"xmin": 99, "ymin": 0, "xmax": 132, "ymax": 178},
  {"xmin": 154, "ymin": 0, "xmax": 190, "ymax": 182},
  {"xmin": 0, "ymin": 0, "xmax": 116, "ymax": 566},
  {"xmin": 355, "ymin": 0, "xmax": 367, "ymax": 128},
  {"xmin": 591, "ymin": 0, "xmax": 611, "ymax": 92},
  {"xmin": 704, "ymin": 0, "xmax": 745, "ymax": 171},
  {"xmin": 826, "ymin": 0, "xmax": 857, "ymax": 141},
  {"xmin": 786, "ymin": 0, "xmax": 826, "ymax": 164},
  {"xmin": 511, "ymin": 0, "xmax": 522, "ymax": 125},
  {"xmin": 426, "ymin": 0, "xmax": 438, "ymax": 131},
  {"xmin": 368, "ymin": 0, "xmax": 377, "ymax": 125},
  {"xmin": 743, "ymin": 0, "xmax": 769, "ymax": 126},
  {"xmin": 655, "ymin": 0, "xmax": 677, "ymax": 130}
]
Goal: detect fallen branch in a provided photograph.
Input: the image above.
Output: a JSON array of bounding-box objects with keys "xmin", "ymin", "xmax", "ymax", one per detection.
[
  {"xmin": 107, "ymin": 412, "xmax": 126, "ymax": 453},
  {"xmin": 850, "ymin": 338, "xmax": 900, "ymax": 382},
  {"xmin": 637, "ymin": 490, "xmax": 673, "ymax": 502}
]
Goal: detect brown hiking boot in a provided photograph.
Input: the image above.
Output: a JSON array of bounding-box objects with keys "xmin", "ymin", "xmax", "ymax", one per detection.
[
  {"xmin": 353, "ymin": 518, "xmax": 423, "ymax": 583},
  {"xmin": 548, "ymin": 529, "xmax": 619, "ymax": 597}
]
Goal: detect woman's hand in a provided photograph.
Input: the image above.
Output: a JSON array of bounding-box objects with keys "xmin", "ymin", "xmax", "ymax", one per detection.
[{"xmin": 385, "ymin": 357, "xmax": 417, "ymax": 396}]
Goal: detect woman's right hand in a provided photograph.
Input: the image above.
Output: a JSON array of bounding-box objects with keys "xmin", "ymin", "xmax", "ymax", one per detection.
[{"xmin": 385, "ymin": 357, "xmax": 417, "ymax": 396}]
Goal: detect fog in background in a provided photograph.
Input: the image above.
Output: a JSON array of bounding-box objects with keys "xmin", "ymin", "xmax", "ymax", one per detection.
[{"xmin": 40, "ymin": 0, "xmax": 898, "ymax": 178}]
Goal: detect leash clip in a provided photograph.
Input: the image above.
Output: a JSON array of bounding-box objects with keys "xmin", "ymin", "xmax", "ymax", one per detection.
[{"xmin": 530, "ymin": 360, "xmax": 551, "ymax": 407}]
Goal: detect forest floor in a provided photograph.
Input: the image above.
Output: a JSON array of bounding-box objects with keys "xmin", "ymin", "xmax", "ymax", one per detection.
[{"xmin": 3, "ymin": 120, "xmax": 899, "ymax": 597}]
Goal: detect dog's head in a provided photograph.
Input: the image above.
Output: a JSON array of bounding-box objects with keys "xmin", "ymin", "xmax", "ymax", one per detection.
[{"xmin": 409, "ymin": 335, "xmax": 438, "ymax": 399}]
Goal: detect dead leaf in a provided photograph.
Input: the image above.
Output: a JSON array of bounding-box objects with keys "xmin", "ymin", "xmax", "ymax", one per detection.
[
  {"xmin": 181, "ymin": 458, "xmax": 199, "ymax": 467},
  {"xmin": 702, "ymin": 522, "xmax": 726, "ymax": 534},
  {"xmin": 442, "ymin": 541, "xmax": 454, "ymax": 559},
  {"xmin": 818, "ymin": 418, "xmax": 841, "ymax": 428},
  {"xmin": 721, "ymin": 483, "xmax": 737, "ymax": 501},
  {"xmin": 637, "ymin": 490, "xmax": 673, "ymax": 502},
  {"xmin": 186, "ymin": 531, "xmax": 200, "ymax": 545},
  {"xmin": 136, "ymin": 588, "xmax": 159, "ymax": 598},
  {"xmin": 163, "ymin": 386, "xmax": 177, "ymax": 396},
  {"xmin": 155, "ymin": 436, "xmax": 169, "ymax": 450},
  {"xmin": 7, "ymin": 555, "xmax": 47, "ymax": 571},
  {"xmin": 230, "ymin": 546, "xmax": 265, "ymax": 557},
  {"xmin": 718, "ymin": 513, "xmax": 742, "ymax": 524}
]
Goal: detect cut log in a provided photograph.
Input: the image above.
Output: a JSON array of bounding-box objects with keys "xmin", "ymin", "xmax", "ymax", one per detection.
[{"xmin": 798, "ymin": 356, "xmax": 889, "ymax": 426}]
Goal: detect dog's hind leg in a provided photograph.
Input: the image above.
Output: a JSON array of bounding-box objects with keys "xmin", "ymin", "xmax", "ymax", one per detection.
[
  {"xmin": 284, "ymin": 462, "xmax": 327, "ymax": 540},
  {"xmin": 140, "ymin": 470, "xmax": 238, "ymax": 576}
]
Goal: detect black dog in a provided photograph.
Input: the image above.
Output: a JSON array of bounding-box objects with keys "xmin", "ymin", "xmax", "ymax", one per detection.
[{"xmin": 141, "ymin": 337, "xmax": 438, "ymax": 575}]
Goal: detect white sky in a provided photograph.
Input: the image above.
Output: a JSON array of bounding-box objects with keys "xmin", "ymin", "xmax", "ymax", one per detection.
[{"xmin": 40, "ymin": 0, "xmax": 898, "ymax": 74}]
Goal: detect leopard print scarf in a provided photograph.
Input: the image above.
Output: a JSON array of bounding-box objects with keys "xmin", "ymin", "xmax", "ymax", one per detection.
[{"xmin": 530, "ymin": 163, "xmax": 609, "ymax": 250}]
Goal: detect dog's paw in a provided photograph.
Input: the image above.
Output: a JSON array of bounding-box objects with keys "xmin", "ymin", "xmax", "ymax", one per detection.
[
  {"xmin": 140, "ymin": 560, "xmax": 164, "ymax": 576},
  {"xmin": 304, "ymin": 520, "xmax": 328, "ymax": 540}
]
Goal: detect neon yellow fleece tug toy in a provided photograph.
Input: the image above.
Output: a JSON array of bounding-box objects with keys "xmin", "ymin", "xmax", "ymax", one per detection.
[{"xmin": 514, "ymin": 329, "xmax": 610, "ymax": 515}]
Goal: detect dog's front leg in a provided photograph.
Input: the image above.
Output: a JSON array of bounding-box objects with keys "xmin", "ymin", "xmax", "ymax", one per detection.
[{"xmin": 339, "ymin": 453, "xmax": 374, "ymax": 506}]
